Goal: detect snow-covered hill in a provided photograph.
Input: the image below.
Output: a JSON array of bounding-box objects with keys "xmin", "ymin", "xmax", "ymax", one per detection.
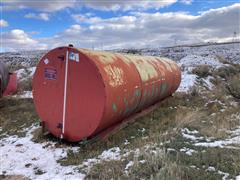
[
  {"xmin": 118, "ymin": 42, "xmax": 240, "ymax": 64},
  {"xmin": 0, "ymin": 50, "xmax": 47, "ymax": 68},
  {"xmin": 0, "ymin": 42, "xmax": 239, "ymax": 68}
]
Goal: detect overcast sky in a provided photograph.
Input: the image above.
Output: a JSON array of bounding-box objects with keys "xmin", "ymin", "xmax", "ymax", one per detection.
[{"xmin": 1, "ymin": 0, "xmax": 240, "ymax": 52}]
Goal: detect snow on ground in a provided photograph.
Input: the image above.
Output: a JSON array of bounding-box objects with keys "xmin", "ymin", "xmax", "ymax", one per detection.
[
  {"xmin": 179, "ymin": 54, "xmax": 223, "ymax": 71},
  {"xmin": 181, "ymin": 126, "xmax": 240, "ymax": 148},
  {"xmin": 180, "ymin": 147, "xmax": 196, "ymax": 156},
  {"xmin": 217, "ymin": 170, "xmax": 230, "ymax": 180},
  {"xmin": 125, "ymin": 161, "xmax": 134, "ymax": 171},
  {"xmin": 16, "ymin": 67, "xmax": 36, "ymax": 81},
  {"xmin": 13, "ymin": 91, "xmax": 33, "ymax": 98},
  {"xmin": 236, "ymin": 175, "xmax": 240, "ymax": 180},
  {"xmin": 0, "ymin": 126, "xmax": 83, "ymax": 180},
  {"xmin": 98, "ymin": 147, "xmax": 121, "ymax": 160},
  {"xmin": 201, "ymin": 76, "xmax": 214, "ymax": 90},
  {"xmin": 206, "ymin": 166, "xmax": 230, "ymax": 180},
  {"xmin": 195, "ymin": 128, "xmax": 240, "ymax": 148},
  {"xmin": 181, "ymin": 128, "xmax": 204, "ymax": 141},
  {"xmin": 124, "ymin": 161, "xmax": 134, "ymax": 174},
  {"xmin": 0, "ymin": 50, "xmax": 46, "ymax": 67},
  {"xmin": 140, "ymin": 42, "xmax": 240, "ymax": 64},
  {"xmin": 176, "ymin": 53, "xmax": 225, "ymax": 92},
  {"xmin": 177, "ymin": 71, "xmax": 197, "ymax": 92},
  {"xmin": 0, "ymin": 126, "xmax": 129, "ymax": 180}
]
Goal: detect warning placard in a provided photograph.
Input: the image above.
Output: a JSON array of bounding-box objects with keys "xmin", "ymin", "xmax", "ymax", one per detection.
[{"xmin": 44, "ymin": 68, "xmax": 57, "ymax": 80}]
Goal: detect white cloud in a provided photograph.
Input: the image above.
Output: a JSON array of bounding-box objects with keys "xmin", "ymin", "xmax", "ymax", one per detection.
[
  {"xmin": 79, "ymin": 0, "xmax": 177, "ymax": 11},
  {"xmin": 24, "ymin": 13, "xmax": 50, "ymax": 21},
  {"xmin": 1, "ymin": 29, "xmax": 47, "ymax": 51},
  {"xmin": 2, "ymin": 0, "xmax": 177, "ymax": 11},
  {"xmin": 180, "ymin": 0, "xmax": 193, "ymax": 5},
  {"xmin": 64, "ymin": 3, "xmax": 240, "ymax": 49},
  {"xmin": 2, "ymin": 0, "xmax": 77, "ymax": 12},
  {"xmin": 0, "ymin": 19, "xmax": 9, "ymax": 27},
  {"xmin": 2, "ymin": 3, "xmax": 240, "ymax": 51}
]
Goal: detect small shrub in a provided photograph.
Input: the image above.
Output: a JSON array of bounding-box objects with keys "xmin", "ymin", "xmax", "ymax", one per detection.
[
  {"xmin": 188, "ymin": 86, "xmax": 199, "ymax": 97},
  {"xmin": 18, "ymin": 77, "xmax": 32, "ymax": 92},
  {"xmin": 126, "ymin": 49, "xmax": 142, "ymax": 55},
  {"xmin": 216, "ymin": 55, "xmax": 230, "ymax": 64},
  {"xmin": 226, "ymin": 74, "xmax": 240, "ymax": 99},
  {"xmin": 213, "ymin": 65, "xmax": 239, "ymax": 79},
  {"xmin": 192, "ymin": 65, "xmax": 211, "ymax": 78}
]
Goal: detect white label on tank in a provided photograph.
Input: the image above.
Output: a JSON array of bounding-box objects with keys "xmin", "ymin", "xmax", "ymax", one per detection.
[
  {"xmin": 44, "ymin": 58, "xmax": 49, "ymax": 64},
  {"xmin": 69, "ymin": 52, "xmax": 79, "ymax": 62}
]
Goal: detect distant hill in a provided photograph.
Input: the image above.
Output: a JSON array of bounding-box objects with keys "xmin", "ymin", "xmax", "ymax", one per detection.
[
  {"xmin": 0, "ymin": 50, "xmax": 47, "ymax": 68},
  {"xmin": 0, "ymin": 42, "xmax": 239, "ymax": 69}
]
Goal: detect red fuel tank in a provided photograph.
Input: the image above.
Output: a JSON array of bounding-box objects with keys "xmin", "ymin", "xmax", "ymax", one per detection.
[
  {"xmin": 0, "ymin": 62, "xmax": 10, "ymax": 97},
  {"xmin": 3, "ymin": 73, "xmax": 17, "ymax": 96},
  {"xmin": 33, "ymin": 47, "xmax": 181, "ymax": 142}
]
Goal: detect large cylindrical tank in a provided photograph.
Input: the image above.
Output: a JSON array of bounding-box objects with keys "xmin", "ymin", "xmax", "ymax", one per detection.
[
  {"xmin": 33, "ymin": 47, "xmax": 181, "ymax": 142},
  {"xmin": 0, "ymin": 62, "xmax": 10, "ymax": 97}
]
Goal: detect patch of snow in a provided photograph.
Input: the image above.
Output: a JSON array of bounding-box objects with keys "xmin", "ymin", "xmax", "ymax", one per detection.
[
  {"xmin": 181, "ymin": 128, "xmax": 204, "ymax": 141},
  {"xmin": 183, "ymin": 128, "xmax": 199, "ymax": 134},
  {"xmin": 98, "ymin": 147, "xmax": 121, "ymax": 161},
  {"xmin": 167, "ymin": 148, "xmax": 176, "ymax": 152},
  {"xmin": 177, "ymin": 71, "xmax": 197, "ymax": 92},
  {"xmin": 181, "ymin": 127, "xmax": 240, "ymax": 148},
  {"xmin": 210, "ymin": 113, "xmax": 216, "ymax": 116},
  {"xmin": 206, "ymin": 167, "xmax": 229, "ymax": 180},
  {"xmin": 125, "ymin": 161, "xmax": 134, "ymax": 171},
  {"xmin": 16, "ymin": 68, "xmax": 26, "ymax": 79},
  {"xmin": 15, "ymin": 67, "xmax": 36, "ymax": 81},
  {"xmin": 80, "ymin": 147, "xmax": 125, "ymax": 171},
  {"xmin": 13, "ymin": 91, "xmax": 33, "ymax": 98},
  {"xmin": 218, "ymin": 170, "xmax": 229, "ymax": 180},
  {"xmin": 139, "ymin": 160, "xmax": 146, "ymax": 164},
  {"xmin": 0, "ymin": 126, "xmax": 85, "ymax": 180},
  {"xmin": 206, "ymin": 166, "xmax": 216, "ymax": 172},
  {"xmin": 236, "ymin": 175, "xmax": 240, "ymax": 180},
  {"xmin": 138, "ymin": 128, "xmax": 146, "ymax": 133},
  {"xmin": 179, "ymin": 54, "xmax": 223, "ymax": 73},
  {"xmin": 195, "ymin": 127, "xmax": 240, "ymax": 148},
  {"xmin": 204, "ymin": 99, "xmax": 225, "ymax": 107},
  {"xmin": 180, "ymin": 147, "xmax": 196, "ymax": 156},
  {"xmin": 28, "ymin": 67, "xmax": 36, "ymax": 77},
  {"xmin": 124, "ymin": 139, "xmax": 130, "ymax": 145},
  {"xmin": 202, "ymin": 76, "xmax": 214, "ymax": 90}
]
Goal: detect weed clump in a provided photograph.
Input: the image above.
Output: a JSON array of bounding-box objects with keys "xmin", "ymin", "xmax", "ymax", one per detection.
[
  {"xmin": 226, "ymin": 74, "xmax": 240, "ymax": 99},
  {"xmin": 192, "ymin": 65, "xmax": 211, "ymax": 78}
]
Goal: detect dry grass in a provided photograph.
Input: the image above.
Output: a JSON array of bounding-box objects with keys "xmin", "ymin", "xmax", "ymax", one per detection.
[
  {"xmin": 192, "ymin": 65, "xmax": 212, "ymax": 78},
  {"xmin": 2, "ymin": 60, "xmax": 240, "ymax": 179},
  {"xmin": 213, "ymin": 64, "xmax": 239, "ymax": 80},
  {"xmin": 0, "ymin": 97, "xmax": 38, "ymax": 137},
  {"xmin": 226, "ymin": 74, "xmax": 240, "ymax": 99},
  {"xmin": 17, "ymin": 78, "xmax": 32, "ymax": 92},
  {"xmin": 0, "ymin": 175, "xmax": 28, "ymax": 180}
]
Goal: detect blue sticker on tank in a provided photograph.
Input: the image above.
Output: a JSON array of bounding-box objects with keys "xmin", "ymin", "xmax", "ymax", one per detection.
[{"xmin": 44, "ymin": 68, "xmax": 57, "ymax": 80}]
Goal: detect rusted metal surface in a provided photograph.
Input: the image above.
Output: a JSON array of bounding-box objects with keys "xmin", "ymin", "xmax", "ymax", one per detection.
[
  {"xmin": 90, "ymin": 97, "xmax": 173, "ymax": 143},
  {"xmin": 3, "ymin": 73, "xmax": 17, "ymax": 96},
  {"xmin": 0, "ymin": 62, "xmax": 10, "ymax": 97},
  {"xmin": 33, "ymin": 46, "xmax": 181, "ymax": 142}
]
